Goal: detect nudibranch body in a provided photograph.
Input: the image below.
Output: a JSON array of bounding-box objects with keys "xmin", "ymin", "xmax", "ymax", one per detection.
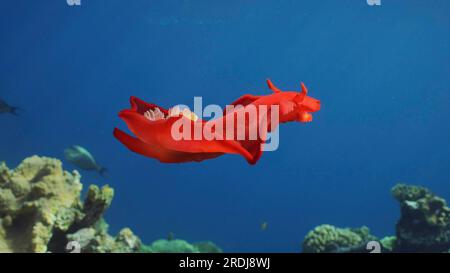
[{"xmin": 114, "ymin": 80, "xmax": 320, "ymax": 164}]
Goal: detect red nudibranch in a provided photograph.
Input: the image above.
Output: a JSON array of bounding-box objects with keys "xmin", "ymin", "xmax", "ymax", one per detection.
[{"xmin": 113, "ymin": 80, "xmax": 321, "ymax": 164}]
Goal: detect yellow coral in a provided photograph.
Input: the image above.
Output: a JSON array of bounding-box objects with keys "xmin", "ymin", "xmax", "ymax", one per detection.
[
  {"xmin": 0, "ymin": 156, "xmax": 83, "ymax": 252},
  {"xmin": 302, "ymin": 224, "xmax": 373, "ymax": 253}
]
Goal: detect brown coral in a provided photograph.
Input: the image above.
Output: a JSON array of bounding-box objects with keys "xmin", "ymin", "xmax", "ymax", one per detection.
[{"xmin": 392, "ymin": 184, "xmax": 450, "ymax": 252}]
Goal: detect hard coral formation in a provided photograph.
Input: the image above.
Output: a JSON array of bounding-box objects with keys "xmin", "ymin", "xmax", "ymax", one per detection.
[
  {"xmin": 140, "ymin": 239, "xmax": 222, "ymax": 253},
  {"xmin": 0, "ymin": 156, "xmax": 220, "ymax": 253},
  {"xmin": 66, "ymin": 225, "xmax": 141, "ymax": 253},
  {"xmin": 0, "ymin": 156, "xmax": 84, "ymax": 252},
  {"xmin": 379, "ymin": 236, "xmax": 396, "ymax": 252},
  {"xmin": 302, "ymin": 183, "xmax": 450, "ymax": 253},
  {"xmin": 392, "ymin": 184, "xmax": 450, "ymax": 252},
  {"xmin": 193, "ymin": 241, "xmax": 223, "ymax": 253},
  {"xmin": 302, "ymin": 225, "xmax": 376, "ymax": 253}
]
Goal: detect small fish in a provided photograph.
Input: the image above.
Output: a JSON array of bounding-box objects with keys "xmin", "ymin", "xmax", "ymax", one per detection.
[
  {"xmin": 260, "ymin": 222, "xmax": 268, "ymax": 231},
  {"xmin": 167, "ymin": 232, "xmax": 175, "ymax": 241},
  {"xmin": 64, "ymin": 145, "xmax": 106, "ymax": 176},
  {"xmin": 0, "ymin": 100, "xmax": 20, "ymax": 116}
]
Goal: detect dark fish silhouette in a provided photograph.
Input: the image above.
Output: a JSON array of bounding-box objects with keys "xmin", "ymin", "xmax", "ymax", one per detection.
[
  {"xmin": 0, "ymin": 100, "xmax": 20, "ymax": 116},
  {"xmin": 64, "ymin": 145, "xmax": 107, "ymax": 176}
]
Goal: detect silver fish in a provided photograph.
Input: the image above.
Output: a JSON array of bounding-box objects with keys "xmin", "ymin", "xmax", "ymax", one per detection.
[{"xmin": 64, "ymin": 145, "xmax": 106, "ymax": 176}]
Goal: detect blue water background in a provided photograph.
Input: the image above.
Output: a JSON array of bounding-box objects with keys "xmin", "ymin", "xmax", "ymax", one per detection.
[{"xmin": 1, "ymin": 0, "xmax": 449, "ymax": 252}]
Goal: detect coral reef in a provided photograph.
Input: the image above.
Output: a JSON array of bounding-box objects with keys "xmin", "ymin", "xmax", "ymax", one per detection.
[
  {"xmin": 379, "ymin": 236, "xmax": 396, "ymax": 252},
  {"xmin": 140, "ymin": 239, "xmax": 222, "ymax": 253},
  {"xmin": 3, "ymin": 156, "xmax": 447, "ymax": 253},
  {"xmin": 302, "ymin": 225, "xmax": 377, "ymax": 253},
  {"xmin": 302, "ymin": 183, "xmax": 450, "ymax": 253},
  {"xmin": 392, "ymin": 184, "xmax": 450, "ymax": 252},
  {"xmin": 0, "ymin": 156, "xmax": 220, "ymax": 253},
  {"xmin": 193, "ymin": 241, "xmax": 223, "ymax": 253},
  {"xmin": 0, "ymin": 156, "xmax": 85, "ymax": 252},
  {"xmin": 64, "ymin": 220, "xmax": 141, "ymax": 253}
]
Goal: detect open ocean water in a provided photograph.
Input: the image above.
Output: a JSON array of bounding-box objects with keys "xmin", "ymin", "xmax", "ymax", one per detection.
[{"xmin": 0, "ymin": 0, "xmax": 449, "ymax": 252}]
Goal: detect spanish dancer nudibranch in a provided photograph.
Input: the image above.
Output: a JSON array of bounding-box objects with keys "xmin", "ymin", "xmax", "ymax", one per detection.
[{"xmin": 113, "ymin": 80, "xmax": 321, "ymax": 164}]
